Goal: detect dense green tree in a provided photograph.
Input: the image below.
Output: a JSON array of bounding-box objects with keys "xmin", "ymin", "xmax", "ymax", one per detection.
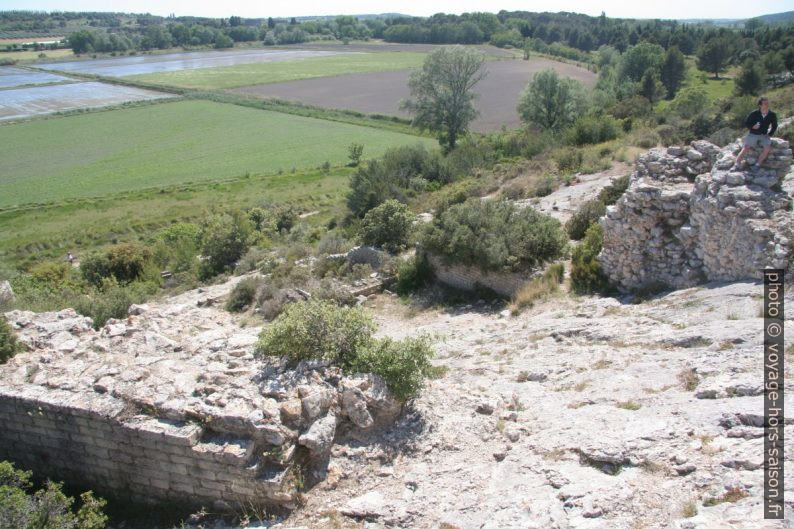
[
  {"xmin": 619, "ymin": 42, "xmax": 664, "ymax": 82},
  {"xmin": 66, "ymin": 29, "xmax": 97, "ymax": 53},
  {"xmin": 783, "ymin": 45, "xmax": 794, "ymax": 74},
  {"xmin": 400, "ymin": 46, "xmax": 487, "ymax": 152},
  {"xmin": 660, "ymin": 46, "xmax": 686, "ymax": 99},
  {"xmin": 517, "ymin": 68, "xmax": 587, "ymax": 132},
  {"xmin": 734, "ymin": 59, "xmax": 765, "ymax": 96},
  {"xmin": 640, "ymin": 68, "xmax": 666, "ymax": 103},
  {"xmin": 697, "ymin": 37, "xmax": 732, "ymax": 79}
]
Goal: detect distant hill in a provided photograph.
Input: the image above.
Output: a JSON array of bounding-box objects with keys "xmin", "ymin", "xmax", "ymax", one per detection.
[{"xmin": 756, "ymin": 10, "xmax": 794, "ymax": 24}]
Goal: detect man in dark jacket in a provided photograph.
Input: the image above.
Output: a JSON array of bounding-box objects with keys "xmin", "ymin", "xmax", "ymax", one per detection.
[{"xmin": 734, "ymin": 96, "xmax": 777, "ymax": 169}]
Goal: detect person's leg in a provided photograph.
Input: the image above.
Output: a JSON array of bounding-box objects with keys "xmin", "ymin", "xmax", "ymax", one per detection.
[
  {"xmin": 735, "ymin": 145, "xmax": 750, "ymax": 166},
  {"xmin": 756, "ymin": 136, "xmax": 772, "ymax": 166}
]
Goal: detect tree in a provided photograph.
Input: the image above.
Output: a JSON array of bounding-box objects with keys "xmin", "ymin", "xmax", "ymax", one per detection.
[
  {"xmin": 660, "ymin": 46, "xmax": 686, "ymax": 99},
  {"xmin": 783, "ymin": 45, "xmax": 794, "ymax": 74},
  {"xmin": 400, "ymin": 46, "xmax": 487, "ymax": 151},
  {"xmin": 517, "ymin": 68, "xmax": 587, "ymax": 132},
  {"xmin": 640, "ymin": 68, "xmax": 666, "ymax": 103},
  {"xmin": 697, "ymin": 37, "xmax": 732, "ymax": 79},
  {"xmin": 347, "ymin": 142, "xmax": 364, "ymax": 166},
  {"xmin": 734, "ymin": 59, "xmax": 764, "ymax": 96},
  {"xmin": 619, "ymin": 42, "xmax": 664, "ymax": 82}
]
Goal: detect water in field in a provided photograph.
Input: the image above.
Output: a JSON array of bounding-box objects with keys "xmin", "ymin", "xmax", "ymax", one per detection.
[
  {"xmin": 0, "ymin": 67, "xmax": 73, "ymax": 88},
  {"xmin": 38, "ymin": 48, "xmax": 345, "ymax": 77},
  {"xmin": 0, "ymin": 81, "xmax": 172, "ymax": 121}
]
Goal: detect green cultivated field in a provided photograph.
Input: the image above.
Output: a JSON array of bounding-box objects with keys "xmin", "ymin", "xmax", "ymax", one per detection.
[
  {"xmin": 0, "ymin": 99, "xmax": 434, "ymax": 208},
  {"xmin": 0, "ymin": 166, "xmax": 352, "ymax": 267},
  {"xmin": 127, "ymin": 52, "xmax": 427, "ymax": 89}
]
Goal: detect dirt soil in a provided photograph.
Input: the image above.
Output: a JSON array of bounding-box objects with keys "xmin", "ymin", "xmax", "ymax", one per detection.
[{"xmin": 231, "ymin": 57, "xmax": 597, "ymax": 132}]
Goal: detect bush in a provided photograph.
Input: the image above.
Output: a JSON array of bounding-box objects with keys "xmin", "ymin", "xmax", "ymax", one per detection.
[
  {"xmin": 0, "ymin": 316, "xmax": 20, "ymax": 364},
  {"xmin": 355, "ymin": 335, "xmax": 435, "ymax": 401},
  {"xmin": 567, "ymin": 114, "xmax": 621, "ymax": 145},
  {"xmin": 81, "ymin": 242, "xmax": 153, "ymax": 287},
  {"xmin": 226, "ymin": 277, "xmax": 264, "ymax": 312},
  {"xmin": 360, "ymin": 199, "xmax": 415, "ymax": 253},
  {"xmin": 74, "ymin": 278, "xmax": 157, "ymax": 329},
  {"xmin": 255, "ymin": 299, "xmax": 434, "ymax": 400},
  {"xmin": 199, "ymin": 211, "xmax": 253, "ymax": 279},
  {"xmin": 0, "ymin": 460, "xmax": 107, "ymax": 529},
  {"xmin": 565, "ymin": 199, "xmax": 607, "ymax": 240},
  {"xmin": 597, "ymin": 175, "xmax": 630, "ymax": 205},
  {"xmin": 421, "ymin": 198, "xmax": 567, "ymax": 273},
  {"xmin": 395, "ymin": 253, "xmax": 433, "ymax": 294},
  {"xmin": 570, "ymin": 224, "xmax": 609, "ymax": 294}
]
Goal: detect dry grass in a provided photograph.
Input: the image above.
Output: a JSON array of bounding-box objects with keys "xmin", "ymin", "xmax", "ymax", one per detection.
[
  {"xmin": 616, "ymin": 400, "xmax": 642, "ymax": 410},
  {"xmin": 677, "ymin": 368, "xmax": 699, "ymax": 391},
  {"xmin": 702, "ymin": 487, "xmax": 749, "ymax": 506},
  {"xmin": 682, "ymin": 500, "xmax": 698, "ymax": 518},
  {"xmin": 574, "ymin": 380, "xmax": 590, "ymax": 392},
  {"xmin": 593, "ymin": 358, "xmax": 612, "ymax": 369},
  {"xmin": 509, "ymin": 263, "xmax": 565, "ymax": 314}
]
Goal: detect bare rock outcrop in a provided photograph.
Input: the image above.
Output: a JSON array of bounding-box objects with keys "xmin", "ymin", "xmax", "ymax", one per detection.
[
  {"xmin": 600, "ymin": 137, "xmax": 793, "ymax": 291},
  {"xmin": 0, "ymin": 279, "xmax": 402, "ymax": 513}
]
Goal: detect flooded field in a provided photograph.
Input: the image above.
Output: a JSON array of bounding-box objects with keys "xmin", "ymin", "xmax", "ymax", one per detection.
[
  {"xmin": 0, "ymin": 82, "xmax": 172, "ymax": 121},
  {"xmin": 38, "ymin": 48, "xmax": 347, "ymax": 77},
  {"xmin": 0, "ymin": 67, "xmax": 73, "ymax": 89}
]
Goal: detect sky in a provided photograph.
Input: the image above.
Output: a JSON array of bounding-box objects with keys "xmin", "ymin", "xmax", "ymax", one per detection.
[{"xmin": 2, "ymin": 0, "xmax": 793, "ymax": 20}]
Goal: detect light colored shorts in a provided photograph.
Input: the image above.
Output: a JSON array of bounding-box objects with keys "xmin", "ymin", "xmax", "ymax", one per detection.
[{"xmin": 743, "ymin": 133, "xmax": 771, "ymax": 148}]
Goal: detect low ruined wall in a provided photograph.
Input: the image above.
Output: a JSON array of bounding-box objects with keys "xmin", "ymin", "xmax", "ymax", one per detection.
[
  {"xmin": 425, "ymin": 252, "xmax": 528, "ymax": 298},
  {"xmin": 0, "ymin": 385, "xmax": 289, "ymax": 512},
  {"xmin": 0, "ymin": 283, "xmax": 402, "ymax": 512}
]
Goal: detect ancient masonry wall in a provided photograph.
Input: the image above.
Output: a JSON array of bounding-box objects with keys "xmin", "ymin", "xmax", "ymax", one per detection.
[
  {"xmin": 0, "ymin": 385, "xmax": 289, "ymax": 511},
  {"xmin": 425, "ymin": 252, "xmax": 528, "ymax": 297},
  {"xmin": 600, "ymin": 137, "xmax": 793, "ymax": 291}
]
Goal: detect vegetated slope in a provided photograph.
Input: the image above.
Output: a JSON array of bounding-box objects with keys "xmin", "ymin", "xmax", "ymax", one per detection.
[
  {"xmin": 0, "ymin": 98, "xmax": 434, "ymax": 209},
  {"xmin": 127, "ymin": 51, "xmax": 428, "ymax": 90}
]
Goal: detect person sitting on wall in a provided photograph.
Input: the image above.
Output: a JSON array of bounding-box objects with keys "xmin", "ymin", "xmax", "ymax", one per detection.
[{"xmin": 734, "ymin": 96, "xmax": 778, "ymax": 169}]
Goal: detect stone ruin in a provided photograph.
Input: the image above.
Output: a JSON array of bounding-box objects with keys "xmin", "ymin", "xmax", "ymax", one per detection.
[
  {"xmin": 599, "ymin": 135, "xmax": 793, "ymax": 291},
  {"xmin": 0, "ymin": 279, "xmax": 401, "ymax": 513}
]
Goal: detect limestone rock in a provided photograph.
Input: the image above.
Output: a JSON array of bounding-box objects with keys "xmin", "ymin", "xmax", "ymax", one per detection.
[{"xmin": 298, "ymin": 413, "xmax": 337, "ymax": 455}]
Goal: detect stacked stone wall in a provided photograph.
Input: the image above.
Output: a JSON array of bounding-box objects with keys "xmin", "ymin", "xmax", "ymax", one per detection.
[
  {"xmin": 425, "ymin": 252, "xmax": 529, "ymax": 297},
  {"xmin": 600, "ymin": 137, "xmax": 793, "ymax": 291},
  {"xmin": 0, "ymin": 385, "xmax": 289, "ymax": 511}
]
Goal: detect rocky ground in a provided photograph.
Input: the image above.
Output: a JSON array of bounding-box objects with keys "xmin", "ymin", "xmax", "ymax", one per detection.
[{"xmin": 275, "ymin": 280, "xmax": 794, "ymax": 529}]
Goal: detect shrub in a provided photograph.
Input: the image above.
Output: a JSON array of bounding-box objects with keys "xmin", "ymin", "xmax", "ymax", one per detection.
[
  {"xmin": 74, "ymin": 278, "xmax": 157, "ymax": 329},
  {"xmin": 421, "ymin": 198, "xmax": 566, "ymax": 273},
  {"xmin": 255, "ymin": 299, "xmax": 375, "ymax": 366},
  {"xmin": 348, "ymin": 142, "xmax": 364, "ymax": 166},
  {"xmin": 0, "ymin": 460, "xmax": 107, "ymax": 529},
  {"xmin": 255, "ymin": 299, "xmax": 434, "ymax": 400},
  {"xmin": 567, "ymin": 114, "xmax": 621, "ymax": 146},
  {"xmin": 570, "ymin": 224, "xmax": 609, "ymax": 294},
  {"xmin": 81, "ymin": 242, "xmax": 153, "ymax": 287},
  {"xmin": 28, "ymin": 261, "xmax": 75, "ymax": 286},
  {"xmin": 395, "ymin": 253, "xmax": 433, "ymax": 294},
  {"xmin": 597, "ymin": 175, "xmax": 630, "ymax": 205},
  {"xmin": 355, "ymin": 335, "xmax": 435, "ymax": 401},
  {"xmin": 226, "ymin": 277, "xmax": 264, "ymax": 312},
  {"xmin": 565, "ymin": 199, "xmax": 607, "ymax": 240},
  {"xmin": 360, "ymin": 199, "xmax": 415, "ymax": 253},
  {"xmin": 0, "ymin": 316, "xmax": 20, "ymax": 364},
  {"xmin": 199, "ymin": 211, "xmax": 253, "ymax": 278},
  {"xmin": 554, "ymin": 148, "xmax": 584, "ymax": 172}
]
